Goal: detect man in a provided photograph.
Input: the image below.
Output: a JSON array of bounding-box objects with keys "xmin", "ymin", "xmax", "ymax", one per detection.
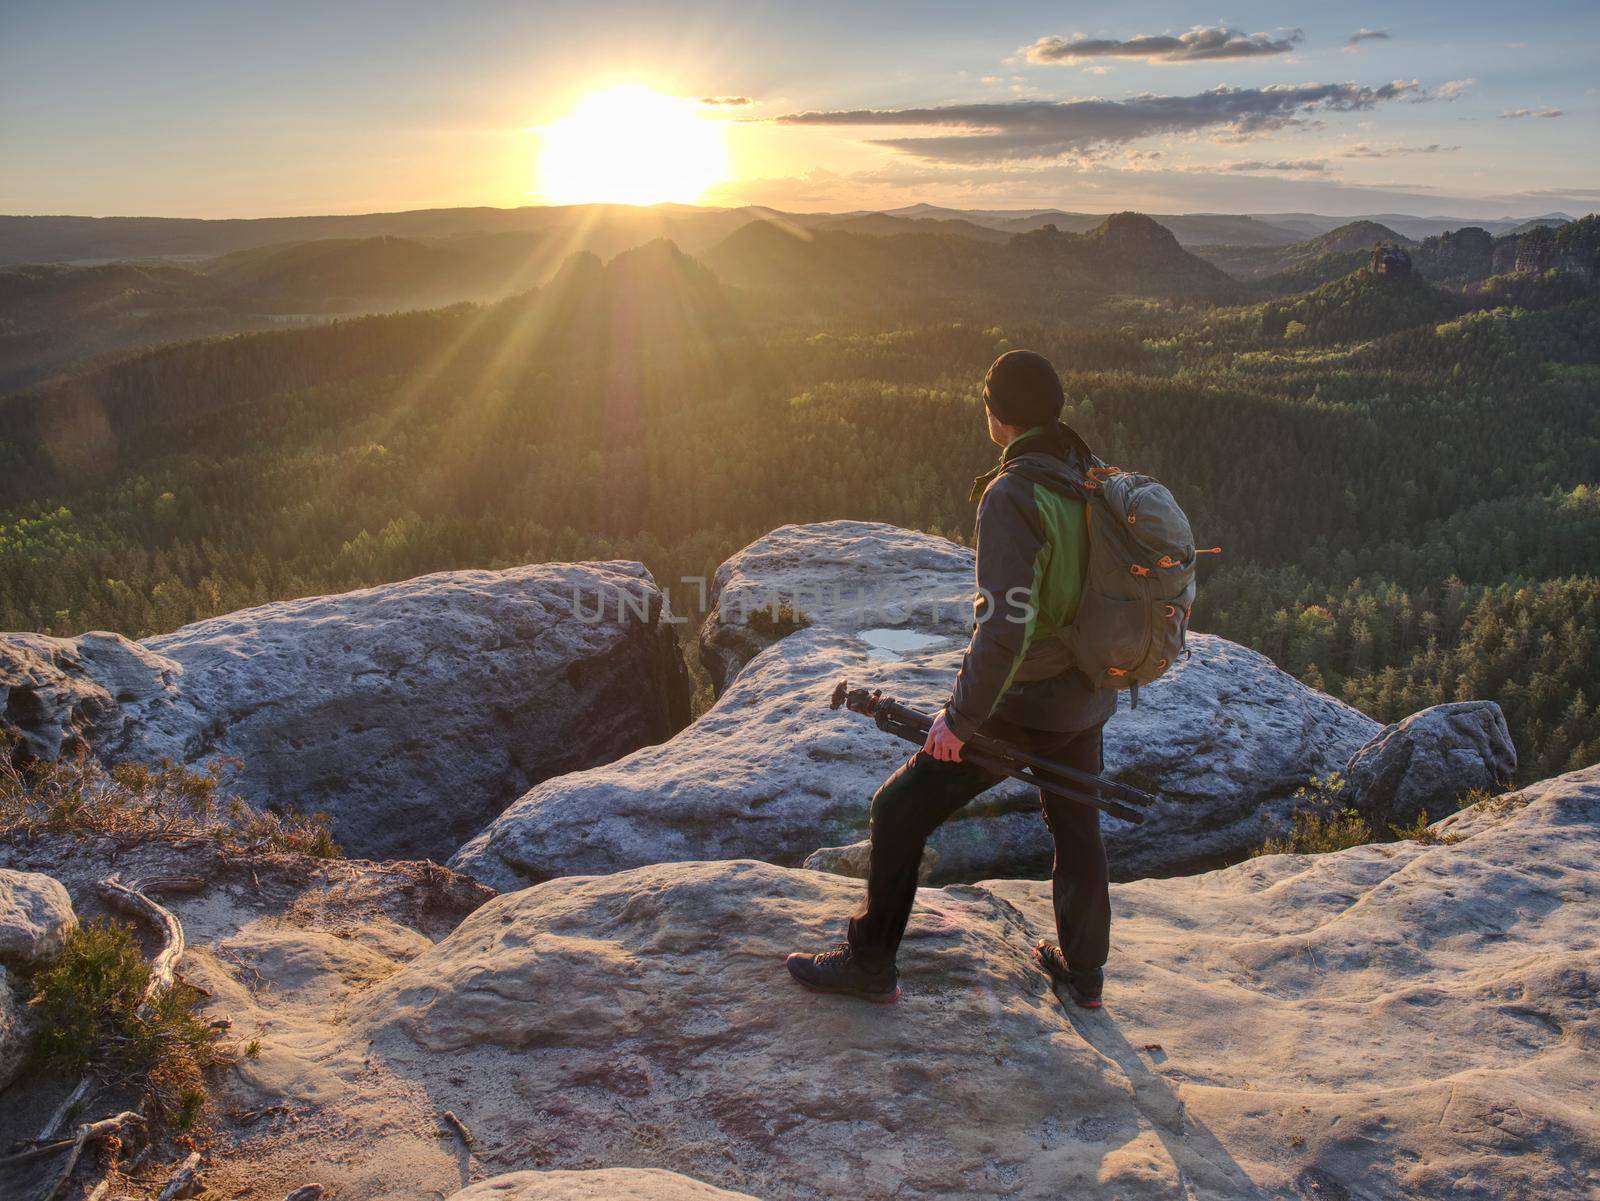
[{"xmin": 787, "ymin": 349, "xmax": 1116, "ymax": 1008}]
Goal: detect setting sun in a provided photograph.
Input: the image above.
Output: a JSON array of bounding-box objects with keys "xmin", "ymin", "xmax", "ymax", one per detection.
[{"xmin": 535, "ymin": 85, "xmax": 729, "ymax": 206}]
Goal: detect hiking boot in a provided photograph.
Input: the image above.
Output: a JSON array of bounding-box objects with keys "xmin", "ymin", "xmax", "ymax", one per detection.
[
  {"xmin": 786, "ymin": 943, "xmax": 900, "ymax": 1003},
  {"xmin": 1034, "ymin": 939, "xmax": 1103, "ymax": 1009}
]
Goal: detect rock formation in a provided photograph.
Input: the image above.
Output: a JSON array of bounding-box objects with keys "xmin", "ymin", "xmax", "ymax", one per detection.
[
  {"xmin": 149, "ymin": 765, "xmax": 1598, "ymax": 1200},
  {"xmin": 697, "ymin": 521, "xmax": 976, "ymax": 693},
  {"xmin": 1, "ymin": 563, "xmax": 690, "ymax": 860},
  {"xmin": 1344, "ymin": 700, "xmax": 1517, "ymax": 829},
  {"xmin": 0, "ymin": 533, "xmax": 1588, "ymax": 1201},
  {"xmin": 454, "ymin": 523, "xmax": 1380, "ymax": 887},
  {"xmin": 0, "ymin": 867, "xmax": 78, "ymax": 967},
  {"xmin": 0, "ymin": 964, "xmax": 28, "ymax": 1090},
  {"xmin": 0, "ymin": 869, "xmax": 77, "ymax": 1091}
]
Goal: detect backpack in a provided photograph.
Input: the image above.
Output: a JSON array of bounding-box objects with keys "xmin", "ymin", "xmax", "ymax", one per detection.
[{"xmin": 1064, "ymin": 465, "xmax": 1218, "ymax": 706}]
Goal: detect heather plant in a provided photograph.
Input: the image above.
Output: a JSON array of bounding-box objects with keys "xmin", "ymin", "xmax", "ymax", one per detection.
[{"xmin": 0, "ymin": 729, "xmax": 341, "ymax": 858}]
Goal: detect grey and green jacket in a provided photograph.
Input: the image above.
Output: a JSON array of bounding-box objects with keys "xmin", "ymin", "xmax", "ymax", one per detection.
[{"xmin": 945, "ymin": 421, "xmax": 1116, "ymax": 740}]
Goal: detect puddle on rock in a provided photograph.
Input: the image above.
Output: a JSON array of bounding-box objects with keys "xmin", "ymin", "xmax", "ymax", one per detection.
[{"xmin": 858, "ymin": 627, "xmax": 948, "ymax": 661}]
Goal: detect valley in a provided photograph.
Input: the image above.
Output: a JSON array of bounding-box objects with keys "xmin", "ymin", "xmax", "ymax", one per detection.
[{"xmin": 3, "ymin": 205, "xmax": 1597, "ymax": 781}]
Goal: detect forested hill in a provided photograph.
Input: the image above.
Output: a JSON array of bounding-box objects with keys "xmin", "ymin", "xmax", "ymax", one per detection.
[
  {"xmin": 702, "ymin": 211, "xmax": 1241, "ymax": 311},
  {"xmin": 1193, "ymin": 220, "xmax": 1411, "ymax": 289},
  {"xmin": 1412, "ymin": 214, "xmax": 1600, "ymax": 288},
  {"xmin": 0, "ymin": 232, "xmax": 559, "ymax": 394},
  {"xmin": 1193, "ymin": 214, "xmax": 1600, "ymax": 299}
]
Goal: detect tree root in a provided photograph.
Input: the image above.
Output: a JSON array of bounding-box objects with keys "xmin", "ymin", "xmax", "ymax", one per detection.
[
  {"xmin": 29, "ymin": 874, "xmax": 200, "ymax": 1201},
  {"xmin": 38, "ymin": 874, "xmax": 195, "ymax": 1141},
  {"xmin": 28, "ymin": 1112, "xmax": 144, "ymax": 1201},
  {"xmin": 154, "ymin": 1149, "xmax": 203, "ymax": 1200}
]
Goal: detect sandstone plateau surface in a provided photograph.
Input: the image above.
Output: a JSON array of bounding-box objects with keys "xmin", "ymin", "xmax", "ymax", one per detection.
[{"xmin": 51, "ymin": 765, "xmax": 1586, "ymax": 1201}]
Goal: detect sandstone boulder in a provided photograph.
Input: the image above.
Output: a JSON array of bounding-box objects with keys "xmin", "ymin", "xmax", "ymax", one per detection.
[
  {"xmin": 0, "ymin": 631, "xmax": 176, "ymax": 761},
  {"xmin": 0, "ymin": 965, "xmax": 29, "ymax": 1091},
  {"xmin": 1, "ymin": 563, "xmax": 690, "ymax": 861},
  {"xmin": 803, "ymin": 839, "xmax": 938, "ymax": 883},
  {"xmin": 0, "ymin": 868, "xmax": 77, "ymax": 967},
  {"xmin": 454, "ymin": 523, "xmax": 1378, "ymax": 887},
  {"xmin": 1344, "ymin": 700, "xmax": 1517, "ymax": 829},
  {"xmin": 448, "ymin": 1169, "xmax": 759, "ymax": 1200},
  {"xmin": 698, "ymin": 521, "xmax": 975, "ymax": 692},
  {"xmin": 199, "ymin": 764, "xmax": 1598, "ymax": 1199}
]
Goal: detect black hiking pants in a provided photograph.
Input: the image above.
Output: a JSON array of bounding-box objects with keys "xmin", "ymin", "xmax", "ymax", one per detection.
[{"xmin": 848, "ymin": 715, "xmax": 1110, "ymax": 972}]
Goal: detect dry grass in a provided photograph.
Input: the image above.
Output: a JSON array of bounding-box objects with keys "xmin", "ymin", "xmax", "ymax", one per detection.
[
  {"xmin": 746, "ymin": 602, "xmax": 810, "ymax": 640},
  {"xmin": 1256, "ymin": 772, "xmax": 1374, "ymax": 856},
  {"xmin": 1, "ymin": 729, "xmax": 340, "ymax": 858},
  {"xmin": 1257, "ymin": 773, "xmax": 1507, "ymax": 857},
  {"xmin": 1388, "ymin": 810, "xmax": 1465, "ymax": 845}
]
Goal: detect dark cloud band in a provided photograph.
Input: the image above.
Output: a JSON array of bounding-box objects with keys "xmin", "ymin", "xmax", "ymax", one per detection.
[
  {"xmin": 776, "ymin": 81, "xmax": 1423, "ymax": 163},
  {"xmin": 1345, "ymin": 29, "xmax": 1391, "ymax": 48},
  {"xmin": 1222, "ymin": 159, "xmax": 1327, "ymax": 172},
  {"xmin": 1342, "ymin": 143, "xmax": 1459, "ymax": 157},
  {"xmin": 1025, "ymin": 26, "xmax": 1301, "ymax": 64}
]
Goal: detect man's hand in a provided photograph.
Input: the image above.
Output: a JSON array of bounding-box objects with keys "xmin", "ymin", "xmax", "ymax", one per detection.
[{"xmin": 923, "ymin": 709, "xmax": 966, "ymax": 762}]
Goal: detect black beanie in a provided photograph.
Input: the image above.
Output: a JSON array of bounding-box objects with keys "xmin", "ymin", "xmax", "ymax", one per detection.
[{"xmin": 983, "ymin": 349, "xmax": 1064, "ymax": 428}]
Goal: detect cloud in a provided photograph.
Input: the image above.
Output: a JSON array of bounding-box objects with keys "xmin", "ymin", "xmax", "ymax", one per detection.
[
  {"xmin": 1024, "ymin": 26, "xmax": 1302, "ymax": 64},
  {"xmin": 1342, "ymin": 142, "xmax": 1460, "ymax": 157},
  {"xmin": 700, "ymin": 96, "xmax": 752, "ymax": 107},
  {"xmin": 1500, "ymin": 107, "xmax": 1564, "ymax": 119},
  {"xmin": 1343, "ymin": 28, "xmax": 1390, "ymax": 52},
  {"xmin": 1435, "ymin": 78, "xmax": 1476, "ymax": 100},
  {"xmin": 776, "ymin": 81, "xmax": 1425, "ymax": 163},
  {"xmin": 1221, "ymin": 159, "xmax": 1328, "ymax": 172}
]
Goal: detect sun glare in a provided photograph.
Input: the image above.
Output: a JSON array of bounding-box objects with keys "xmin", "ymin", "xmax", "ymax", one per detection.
[{"xmin": 536, "ymin": 85, "xmax": 728, "ymax": 206}]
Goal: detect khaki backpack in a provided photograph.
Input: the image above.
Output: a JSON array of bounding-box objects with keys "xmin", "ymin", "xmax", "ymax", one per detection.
[{"xmin": 1065, "ymin": 465, "xmax": 1218, "ymax": 705}]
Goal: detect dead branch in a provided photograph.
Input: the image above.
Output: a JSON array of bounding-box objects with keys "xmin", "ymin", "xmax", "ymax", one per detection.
[
  {"xmin": 155, "ymin": 1150, "xmax": 204, "ymax": 1201},
  {"xmin": 441, "ymin": 1109, "xmax": 475, "ymax": 1147},
  {"xmin": 0, "ymin": 1139, "xmax": 75, "ymax": 1168},
  {"xmin": 31, "ymin": 1112, "xmax": 143, "ymax": 1201},
  {"xmin": 36, "ymin": 1079, "xmax": 98, "ymax": 1145},
  {"xmin": 232, "ymin": 1103, "xmax": 290, "ymax": 1125}
]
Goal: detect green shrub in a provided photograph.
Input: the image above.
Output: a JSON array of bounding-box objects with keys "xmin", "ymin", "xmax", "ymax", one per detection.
[
  {"xmin": 1255, "ymin": 771, "xmax": 1374, "ymax": 856},
  {"xmin": 25, "ymin": 920, "xmax": 223, "ymax": 1131},
  {"xmin": 28, "ymin": 919, "xmax": 151, "ymax": 1075},
  {"xmin": 1387, "ymin": 809, "xmax": 1465, "ymax": 845}
]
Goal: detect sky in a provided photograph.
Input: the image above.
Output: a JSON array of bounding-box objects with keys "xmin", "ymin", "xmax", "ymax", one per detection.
[{"xmin": 2, "ymin": 0, "xmax": 1596, "ymax": 219}]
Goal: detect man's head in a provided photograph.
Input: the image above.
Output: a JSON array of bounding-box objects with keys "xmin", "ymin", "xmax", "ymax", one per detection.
[{"xmin": 983, "ymin": 349, "xmax": 1063, "ymax": 447}]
